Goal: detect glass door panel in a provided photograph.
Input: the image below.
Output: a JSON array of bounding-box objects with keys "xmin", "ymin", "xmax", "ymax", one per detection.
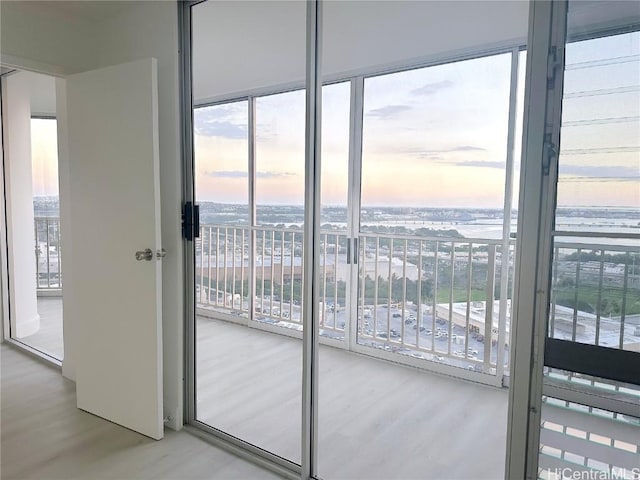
[
  {"xmin": 317, "ymin": 2, "xmax": 527, "ymax": 478},
  {"xmin": 538, "ymin": 3, "xmax": 640, "ymax": 477},
  {"xmin": 191, "ymin": 0, "xmax": 305, "ymax": 464}
]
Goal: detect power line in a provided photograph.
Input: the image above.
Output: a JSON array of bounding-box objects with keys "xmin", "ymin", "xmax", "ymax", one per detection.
[
  {"xmin": 562, "ymin": 116, "xmax": 640, "ymax": 127},
  {"xmin": 560, "ymin": 146, "xmax": 640, "ymax": 155},
  {"xmin": 565, "ymin": 54, "xmax": 640, "ymax": 71},
  {"xmin": 564, "ymin": 85, "xmax": 640, "ymax": 99}
]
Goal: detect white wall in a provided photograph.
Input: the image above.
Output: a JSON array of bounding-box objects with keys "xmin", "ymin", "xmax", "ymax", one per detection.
[
  {"xmin": 192, "ymin": 0, "xmax": 530, "ymax": 103},
  {"xmin": 25, "ymin": 73, "xmax": 57, "ymax": 117}
]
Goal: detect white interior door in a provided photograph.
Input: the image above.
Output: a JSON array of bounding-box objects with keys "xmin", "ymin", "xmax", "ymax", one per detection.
[{"xmin": 65, "ymin": 58, "xmax": 163, "ymax": 440}]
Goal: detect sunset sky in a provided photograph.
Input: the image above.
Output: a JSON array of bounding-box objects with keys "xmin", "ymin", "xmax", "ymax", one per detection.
[
  {"xmin": 31, "ymin": 118, "xmax": 59, "ymax": 197},
  {"xmin": 193, "ymin": 32, "xmax": 639, "ymax": 210}
]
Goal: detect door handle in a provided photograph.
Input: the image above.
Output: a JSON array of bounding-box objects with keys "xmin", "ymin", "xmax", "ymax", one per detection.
[{"xmin": 135, "ymin": 248, "xmax": 153, "ymax": 261}]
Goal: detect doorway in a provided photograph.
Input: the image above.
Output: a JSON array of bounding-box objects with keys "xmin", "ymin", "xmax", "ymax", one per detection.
[{"xmin": 1, "ymin": 69, "xmax": 63, "ymax": 361}]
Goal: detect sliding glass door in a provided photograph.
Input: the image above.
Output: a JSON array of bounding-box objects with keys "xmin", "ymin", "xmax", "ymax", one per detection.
[
  {"xmin": 189, "ymin": 0, "xmax": 306, "ymax": 466},
  {"xmin": 183, "ymin": 1, "xmax": 638, "ymax": 478},
  {"xmin": 537, "ymin": 4, "xmax": 640, "ymax": 478}
]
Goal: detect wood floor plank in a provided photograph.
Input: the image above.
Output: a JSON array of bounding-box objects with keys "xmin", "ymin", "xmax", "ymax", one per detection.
[{"xmin": 0, "ymin": 344, "xmax": 279, "ymax": 480}]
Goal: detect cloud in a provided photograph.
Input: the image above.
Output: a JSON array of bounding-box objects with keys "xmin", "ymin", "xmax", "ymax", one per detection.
[
  {"xmin": 194, "ymin": 106, "xmax": 248, "ymax": 138},
  {"xmin": 410, "ymin": 80, "xmax": 454, "ymax": 96},
  {"xmin": 257, "ymin": 171, "xmax": 296, "ymax": 179},
  {"xmin": 366, "ymin": 105, "xmax": 412, "ymax": 118},
  {"xmin": 202, "ymin": 170, "xmax": 247, "ymax": 178},
  {"xmin": 203, "ymin": 171, "xmax": 297, "ymax": 179},
  {"xmin": 450, "ymin": 145, "xmax": 486, "ymax": 152},
  {"xmin": 195, "ymin": 120, "xmax": 247, "ymax": 139},
  {"xmin": 438, "ymin": 160, "xmax": 506, "ymax": 169}
]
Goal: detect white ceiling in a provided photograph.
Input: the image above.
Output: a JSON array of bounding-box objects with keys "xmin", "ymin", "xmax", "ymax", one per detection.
[
  {"xmin": 192, "ymin": 0, "xmax": 530, "ymax": 103},
  {"xmin": 191, "ymin": 0, "xmax": 640, "ymax": 103}
]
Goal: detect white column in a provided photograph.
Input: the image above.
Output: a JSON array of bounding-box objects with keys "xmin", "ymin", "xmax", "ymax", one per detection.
[{"xmin": 2, "ymin": 72, "xmax": 40, "ymax": 338}]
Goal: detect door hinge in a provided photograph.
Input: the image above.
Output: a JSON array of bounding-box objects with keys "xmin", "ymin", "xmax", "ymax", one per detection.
[
  {"xmin": 182, "ymin": 201, "xmax": 200, "ymax": 241},
  {"xmin": 542, "ymin": 133, "xmax": 557, "ymax": 177}
]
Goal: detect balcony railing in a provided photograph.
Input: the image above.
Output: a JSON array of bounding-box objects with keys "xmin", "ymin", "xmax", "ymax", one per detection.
[
  {"xmin": 196, "ymin": 223, "xmax": 640, "ymax": 383},
  {"xmin": 549, "ymin": 241, "xmax": 640, "ymax": 350},
  {"xmin": 195, "ymin": 223, "xmax": 517, "ymax": 380},
  {"xmin": 34, "ymin": 216, "xmax": 62, "ymax": 290}
]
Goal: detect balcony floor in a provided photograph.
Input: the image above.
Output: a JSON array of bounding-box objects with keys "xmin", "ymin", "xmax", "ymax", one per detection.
[
  {"xmin": 27, "ymin": 297, "xmax": 508, "ymax": 478},
  {"xmin": 196, "ymin": 316, "xmax": 508, "ymax": 479}
]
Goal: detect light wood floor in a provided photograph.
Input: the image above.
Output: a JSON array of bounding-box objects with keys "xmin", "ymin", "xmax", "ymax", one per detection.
[
  {"xmin": 7, "ymin": 298, "xmax": 509, "ymax": 479},
  {"xmin": 0, "ymin": 344, "xmax": 280, "ymax": 480}
]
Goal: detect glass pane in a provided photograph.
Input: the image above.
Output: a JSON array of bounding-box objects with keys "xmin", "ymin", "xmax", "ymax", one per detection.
[
  {"xmin": 194, "ymin": 101, "xmax": 249, "ymax": 225},
  {"xmin": 319, "ymin": 82, "xmax": 350, "ymax": 340},
  {"xmin": 358, "ymin": 52, "xmax": 512, "ymax": 372},
  {"xmin": 318, "ymin": 1, "xmax": 527, "ymax": 478},
  {"xmin": 549, "ymin": 237, "xmax": 639, "ymax": 351},
  {"xmin": 320, "ymin": 82, "xmax": 350, "ymax": 228},
  {"xmin": 541, "ymin": 1, "xmax": 640, "ymax": 475},
  {"xmin": 255, "ymin": 90, "xmax": 305, "ymax": 224},
  {"xmin": 192, "ymin": 0, "xmax": 305, "ymax": 464},
  {"xmin": 193, "ymin": 101, "xmax": 250, "ymax": 319},
  {"xmin": 556, "ymin": 32, "xmax": 640, "ymax": 234},
  {"xmin": 549, "ymin": 30, "xmax": 640, "ymax": 353}
]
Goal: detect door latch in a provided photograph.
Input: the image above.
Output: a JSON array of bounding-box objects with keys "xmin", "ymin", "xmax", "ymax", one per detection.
[{"xmin": 135, "ymin": 248, "xmax": 153, "ymax": 261}]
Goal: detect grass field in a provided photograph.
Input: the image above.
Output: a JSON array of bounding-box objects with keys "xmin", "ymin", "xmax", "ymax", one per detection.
[{"xmin": 553, "ymin": 285, "xmax": 640, "ymax": 316}]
